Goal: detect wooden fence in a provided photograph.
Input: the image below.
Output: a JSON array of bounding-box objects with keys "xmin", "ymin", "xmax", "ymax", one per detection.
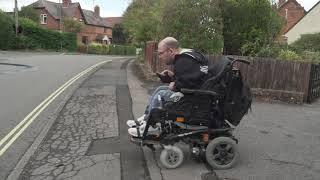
[{"xmin": 144, "ymin": 42, "xmax": 319, "ymax": 104}]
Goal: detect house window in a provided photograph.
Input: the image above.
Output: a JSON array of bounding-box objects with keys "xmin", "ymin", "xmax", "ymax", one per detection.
[
  {"xmin": 104, "ymin": 27, "xmax": 107, "ymax": 33},
  {"xmin": 40, "ymin": 14, "xmax": 47, "ymax": 24}
]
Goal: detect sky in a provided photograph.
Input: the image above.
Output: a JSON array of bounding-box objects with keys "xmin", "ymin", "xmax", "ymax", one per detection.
[
  {"xmin": 0, "ymin": 0, "xmax": 132, "ymax": 17},
  {"xmin": 0, "ymin": 0, "xmax": 319, "ymax": 17}
]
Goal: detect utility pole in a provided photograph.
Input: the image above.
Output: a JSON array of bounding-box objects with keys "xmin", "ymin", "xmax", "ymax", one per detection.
[
  {"xmin": 59, "ymin": 0, "xmax": 62, "ymax": 33},
  {"xmin": 14, "ymin": 0, "xmax": 18, "ymax": 36},
  {"xmin": 59, "ymin": 0, "xmax": 63, "ymax": 51}
]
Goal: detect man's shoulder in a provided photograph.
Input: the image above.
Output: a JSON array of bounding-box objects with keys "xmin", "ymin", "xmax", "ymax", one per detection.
[
  {"xmin": 174, "ymin": 54, "xmax": 195, "ymax": 65},
  {"xmin": 175, "ymin": 49, "xmax": 208, "ymax": 65}
]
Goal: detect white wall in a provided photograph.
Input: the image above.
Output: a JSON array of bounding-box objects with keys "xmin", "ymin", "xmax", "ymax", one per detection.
[{"xmin": 285, "ymin": 3, "xmax": 320, "ymax": 44}]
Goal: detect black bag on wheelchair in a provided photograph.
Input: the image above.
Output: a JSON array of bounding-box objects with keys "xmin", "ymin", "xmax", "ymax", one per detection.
[{"xmin": 202, "ymin": 56, "xmax": 252, "ymax": 126}]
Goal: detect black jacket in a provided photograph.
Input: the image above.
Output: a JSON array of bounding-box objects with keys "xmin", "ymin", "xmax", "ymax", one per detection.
[{"xmin": 173, "ymin": 49, "xmax": 208, "ymax": 91}]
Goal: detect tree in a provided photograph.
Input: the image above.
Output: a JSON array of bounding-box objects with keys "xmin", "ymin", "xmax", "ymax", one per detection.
[
  {"xmin": 122, "ymin": 0, "xmax": 223, "ymax": 53},
  {"xmin": 222, "ymin": 0, "xmax": 283, "ymax": 55},
  {"xmin": 112, "ymin": 23, "xmax": 128, "ymax": 44},
  {"xmin": 0, "ymin": 10, "xmax": 15, "ymax": 49},
  {"xmin": 122, "ymin": 0, "xmax": 164, "ymax": 45},
  {"xmin": 290, "ymin": 33, "xmax": 320, "ymax": 53},
  {"xmin": 63, "ymin": 17, "xmax": 84, "ymax": 33},
  {"xmin": 19, "ymin": 6, "xmax": 39, "ymax": 23},
  {"xmin": 161, "ymin": 0, "xmax": 223, "ymax": 53}
]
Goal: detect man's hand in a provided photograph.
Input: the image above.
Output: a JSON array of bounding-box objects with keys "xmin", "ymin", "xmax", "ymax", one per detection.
[
  {"xmin": 169, "ymin": 82, "xmax": 175, "ymax": 90},
  {"xmin": 160, "ymin": 70, "xmax": 174, "ymax": 77}
]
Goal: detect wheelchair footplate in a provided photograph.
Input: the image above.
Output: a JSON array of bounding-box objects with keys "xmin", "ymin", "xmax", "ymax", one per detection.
[{"xmin": 130, "ymin": 136, "xmax": 161, "ymax": 146}]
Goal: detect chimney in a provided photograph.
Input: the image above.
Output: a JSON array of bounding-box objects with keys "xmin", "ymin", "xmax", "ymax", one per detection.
[
  {"xmin": 94, "ymin": 5, "xmax": 100, "ymax": 16},
  {"xmin": 63, "ymin": 0, "xmax": 71, "ymax": 7}
]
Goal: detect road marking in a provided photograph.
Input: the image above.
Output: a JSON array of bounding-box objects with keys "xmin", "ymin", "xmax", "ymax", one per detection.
[{"xmin": 0, "ymin": 60, "xmax": 111, "ymax": 157}]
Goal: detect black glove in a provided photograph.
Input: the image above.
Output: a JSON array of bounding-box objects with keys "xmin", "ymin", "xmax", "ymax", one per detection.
[{"xmin": 156, "ymin": 72, "xmax": 172, "ymax": 83}]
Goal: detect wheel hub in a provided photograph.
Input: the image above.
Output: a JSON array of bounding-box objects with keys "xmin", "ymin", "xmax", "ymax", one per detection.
[
  {"xmin": 213, "ymin": 143, "xmax": 234, "ymax": 165},
  {"xmin": 167, "ymin": 151, "xmax": 179, "ymax": 165}
]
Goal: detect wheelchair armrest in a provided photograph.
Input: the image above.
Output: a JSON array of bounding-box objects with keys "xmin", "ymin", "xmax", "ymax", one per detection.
[{"xmin": 180, "ymin": 88, "xmax": 221, "ymax": 97}]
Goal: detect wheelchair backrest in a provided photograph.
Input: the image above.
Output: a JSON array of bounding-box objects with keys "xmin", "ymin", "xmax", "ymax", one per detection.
[
  {"xmin": 200, "ymin": 56, "xmax": 252, "ymax": 126},
  {"xmin": 208, "ymin": 56, "xmax": 232, "ymax": 78},
  {"xmin": 201, "ymin": 56, "xmax": 232, "ymax": 91}
]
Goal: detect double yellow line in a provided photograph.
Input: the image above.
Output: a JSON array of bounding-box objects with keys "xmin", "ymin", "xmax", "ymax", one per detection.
[{"xmin": 0, "ymin": 60, "xmax": 111, "ymax": 157}]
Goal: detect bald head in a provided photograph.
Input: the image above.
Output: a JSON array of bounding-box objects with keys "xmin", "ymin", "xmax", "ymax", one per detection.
[
  {"xmin": 157, "ymin": 37, "xmax": 181, "ymax": 64},
  {"xmin": 159, "ymin": 37, "xmax": 180, "ymax": 49}
]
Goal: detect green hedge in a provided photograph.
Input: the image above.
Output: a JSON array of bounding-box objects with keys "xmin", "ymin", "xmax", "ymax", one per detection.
[
  {"xmin": 87, "ymin": 43, "xmax": 136, "ymax": 55},
  {"xmin": 19, "ymin": 18, "xmax": 76, "ymax": 51},
  {"xmin": 0, "ymin": 16, "xmax": 76, "ymax": 51},
  {"xmin": 0, "ymin": 10, "xmax": 15, "ymax": 50},
  {"xmin": 88, "ymin": 43, "xmax": 109, "ymax": 54},
  {"xmin": 109, "ymin": 45, "xmax": 136, "ymax": 55}
]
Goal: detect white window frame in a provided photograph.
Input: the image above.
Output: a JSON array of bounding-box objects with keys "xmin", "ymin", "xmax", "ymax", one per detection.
[{"xmin": 40, "ymin": 14, "xmax": 47, "ymax": 24}]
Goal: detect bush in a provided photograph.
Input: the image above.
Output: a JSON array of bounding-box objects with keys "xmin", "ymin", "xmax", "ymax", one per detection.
[
  {"xmin": 0, "ymin": 10, "xmax": 15, "ymax": 50},
  {"xmin": 87, "ymin": 43, "xmax": 136, "ymax": 55},
  {"xmin": 277, "ymin": 49, "xmax": 301, "ymax": 61},
  {"xmin": 63, "ymin": 17, "xmax": 84, "ymax": 33},
  {"xmin": 109, "ymin": 45, "xmax": 136, "ymax": 55},
  {"xmin": 18, "ymin": 17, "xmax": 77, "ymax": 51},
  {"xmin": 19, "ymin": 6, "xmax": 39, "ymax": 23},
  {"xmin": 300, "ymin": 51, "xmax": 320, "ymax": 63},
  {"xmin": 9, "ymin": 35, "xmax": 39, "ymax": 49},
  {"xmin": 60, "ymin": 32, "xmax": 77, "ymax": 51},
  {"xmin": 256, "ymin": 46, "xmax": 278, "ymax": 58},
  {"xmin": 240, "ymin": 39, "xmax": 262, "ymax": 56},
  {"xmin": 256, "ymin": 43, "xmax": 287, "ymax": 58},
  {"xmin": 88, "ymin": 43, "xmax": 103, "ymax": 54},
  {"xmin": 290, "ymin": 33, "xmax": 320, "ymax": 53},
  {"xmin": 77, "ymin": 43, "xmax": 87, "ymax": 53},
  {"xmin": 102, "ymin": 45, "xmax": 109, "ymax": 54}
]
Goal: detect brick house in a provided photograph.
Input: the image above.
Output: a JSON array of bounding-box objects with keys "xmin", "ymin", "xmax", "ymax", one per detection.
[
  {"xmin": 103, "ymin": 17, "xmax": 123, "ymax": 28},
  {"xmin": 285, "ymin": 1, "xmax": 320, "ymax": 43},
  {"xmin": 277, "ymin": 0, "xmax": 306, "ymax": 36},
  {"xmin": 31, "ymin": 0, "xmax": 112, "ymax": 45}
]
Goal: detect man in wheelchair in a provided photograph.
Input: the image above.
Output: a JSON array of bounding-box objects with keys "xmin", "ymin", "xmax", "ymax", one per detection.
[
  {"xmin": 127, "ymin": 37, "xmax": 252, "ymax": 169},
  {"xmin": 127, "ymin": 37, "xmax": 210, "ymax": 137}
]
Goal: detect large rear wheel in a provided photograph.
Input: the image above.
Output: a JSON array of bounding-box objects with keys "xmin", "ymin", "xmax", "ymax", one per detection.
[{"xmin": 205, "ymin": 136, "xmax": 239, "ymax": 169}]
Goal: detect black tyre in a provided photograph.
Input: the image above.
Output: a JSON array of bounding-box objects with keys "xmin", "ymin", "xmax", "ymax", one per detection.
[{"xmin": 205, "ymin": 136, "xmax": 239, "ymax": 169}]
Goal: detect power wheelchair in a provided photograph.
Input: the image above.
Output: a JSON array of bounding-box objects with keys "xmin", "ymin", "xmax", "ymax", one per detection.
[{"xmin": 131, "ymin": 56, "xmax": 251, "ymax": 169}]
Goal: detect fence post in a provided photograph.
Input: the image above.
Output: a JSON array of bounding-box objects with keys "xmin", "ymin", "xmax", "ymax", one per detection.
[{"xmin": 307, "ymin": 64, "xmax": 320, "ymax": 103}]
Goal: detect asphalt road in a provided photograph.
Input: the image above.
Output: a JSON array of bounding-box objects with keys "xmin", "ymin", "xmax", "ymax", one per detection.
[{"xmin": 0, "ymin": 51, "xmax": 130, "ymax": 179}]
